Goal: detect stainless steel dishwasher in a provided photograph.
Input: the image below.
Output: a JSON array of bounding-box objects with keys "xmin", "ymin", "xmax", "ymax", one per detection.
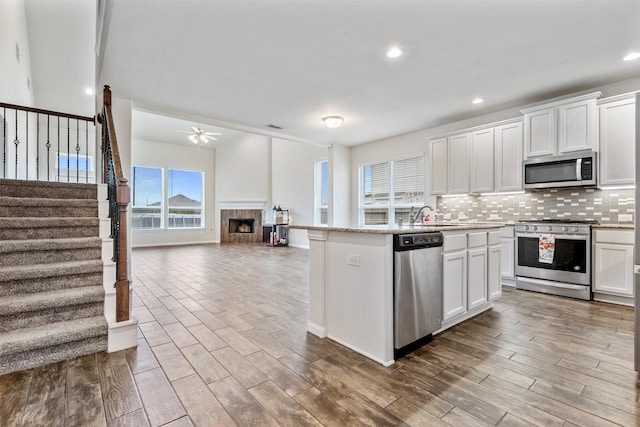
[{"xmin": 393, "ymin": 232, "xmax": 443, "ymax": 357}]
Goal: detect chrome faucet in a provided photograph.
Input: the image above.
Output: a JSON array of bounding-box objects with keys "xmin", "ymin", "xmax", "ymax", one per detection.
[{"xmin": 410, "ymin": 205, "xmax": 435, "ymax": 224}]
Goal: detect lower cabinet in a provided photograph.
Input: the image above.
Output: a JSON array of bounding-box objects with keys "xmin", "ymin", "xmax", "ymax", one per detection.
[
  {"xmin": 500, "ymin": 226, "xmax": 515, "ymax": 286},
  {"xmin": 442, "ymin": 229, "xmax": 502, "ymax": 324},
  {"xmin": 593, "ymin": 229, "xmax": 634, "ymax": 305}
]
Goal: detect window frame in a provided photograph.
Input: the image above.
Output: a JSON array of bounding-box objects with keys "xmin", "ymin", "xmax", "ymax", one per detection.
[
  {"xmin": 131, "ymin": 165, "xmax": 205, "ymax": 231},
  {"xmin": 358, "ymin": 154, "xmax": 425, "ymax": 226},
  {"xmin": 314, "ymin": 160, "xmax": 328, "ymax": 226}
]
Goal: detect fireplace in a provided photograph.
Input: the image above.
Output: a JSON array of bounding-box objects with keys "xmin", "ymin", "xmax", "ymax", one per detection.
[
  {"xmin": 220, "ymin": 209, "xmax": 262, "ymax": 243},
  {"xmin": 229, "ymin": 218, "xmax": 254, "ymax": 234}
]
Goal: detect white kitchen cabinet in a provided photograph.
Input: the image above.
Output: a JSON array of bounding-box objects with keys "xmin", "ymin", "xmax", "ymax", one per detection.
[
  {"xmin": 443, "ymin": 250, "xmax": 467, "ymax": 321},
  {"xmin": 599, "ymin": 95, "xmax": 636, "ymax": 186},
  {"xmin": 500, "ymin": 226, "xmax": 515, "ymax": 286},
  {"xmin": 470, "ymin": 128, "xmax": 495, "ymax": 193},
  {"xmin": 467, "ymin": 247, "xmax": 488, "ymax": 309},
  {"xmin": 430, "ymin": 137, "xmax": 448, "ymax": 195},
  {"xmin": 522, "ymin": 92, "xmax": 601, "ymax": 158},
  {"xmin": 593, "ymin": 229, "xmax": 634, "ymax": 305},
  {"xmin": 523, "ymin": 107, "xmax": 555, "ymax": 157},
  {"xmin": 447, "ymin": 133, "xmax": 470, "ymax": 194},
  {"xmin": 494, "ymin": 122, "xmax": 523, "ymax": 192},
  {"xmin": 488, "ymin": 244, "xmax": 502, "ymax": 300},
  {"xmin": 442, "ymin": 229, "xmax": 501, "ymax": 325}
]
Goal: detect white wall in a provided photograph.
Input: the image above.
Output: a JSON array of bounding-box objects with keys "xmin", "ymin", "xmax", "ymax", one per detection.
[
  {"xmin": 328, "ymin": 144, "xmax": 350, "ymax": 227},
  {"xmin": 0, "ymin": 0, "xmax": 34, "ymax": 106},
  {"xmin": 131, "ymin": 139, "xmax": 215, "ymax": 247},
  {"xmin": 214, "ymin": 133, "xmax": 269, "ymax": 242},
  {"xmin": 272, "ymin": 138, "xmax": 327, "ymax": 248}
]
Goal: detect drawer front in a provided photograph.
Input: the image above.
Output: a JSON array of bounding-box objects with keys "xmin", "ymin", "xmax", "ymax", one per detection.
[
  {"xmin": 500, "ymin": 226, "xmax": 515, "ymax": 238},
  {"xmin": 444, "ymin": 233, "xmax": 468, "ymax": 252},
  {"xmin": 467, "ymin": 232, "xmax": 488, "ymax": 248},
  {"xmin": 594, "ymin": 229, "xmax": 634, "ymax": 245},
  {"xmin": 488, "ymin": 230, "xmax": 501, "ymax": 245}
]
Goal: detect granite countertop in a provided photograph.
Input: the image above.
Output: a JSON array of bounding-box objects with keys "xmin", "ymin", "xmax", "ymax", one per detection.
[
  {"xmin": 290, "ymin": 222, "xmax": 506, "ymax": 235},
  {"xmin": 592, "ymin": 223, "xmax": 634, "ymax": 229}
]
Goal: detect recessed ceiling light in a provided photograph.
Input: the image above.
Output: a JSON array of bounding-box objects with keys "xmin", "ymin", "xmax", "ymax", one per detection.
[
  {"xmin": 85, "ymin": 87, "xmax": 94, "ymax": 95},
  {"xmin": 472, "ymin": 97, "xmax": 484, "ymax": 104},
  {"xmin": 623, "ymin": 52, "xmax": 640, "ymax": 61},
  {"xmin": 385, "ymin": 46, "xmax": 404, "ymax": 59}
]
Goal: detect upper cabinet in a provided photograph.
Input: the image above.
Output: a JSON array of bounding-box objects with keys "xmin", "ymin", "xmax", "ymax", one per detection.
[
  {"xmin": 448, "ymin": 133, "xmax": 471, "ymax": 194},
  {"xmin": 430, "ymin": 119, "xmax": 523, "ymax": 195},
  {"xmin": 521, "ymin": 92, "xmax": 601, "ymax": 158},
  {"xmin": 598, "ymin": 94, "xmax": 636, "ymax": 187},
  {"xmin": 494, "ymin": 122, "xmax": 523, "ymax": 192},
  {"xmin": 430, "ymin": 137, "xmax": 448, "ymax": 195},
  {"xmin": 470, "ymin": 128, "xmax": 495, "ymax": 194}
]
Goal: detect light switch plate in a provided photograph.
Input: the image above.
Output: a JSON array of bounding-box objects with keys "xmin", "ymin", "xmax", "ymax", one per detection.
[{"xmin": 347, "ymin": 254, "xmax": 360, "ymax": 266}]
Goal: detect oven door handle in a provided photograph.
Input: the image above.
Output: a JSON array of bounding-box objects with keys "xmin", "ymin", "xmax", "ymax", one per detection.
[{"xmin": 516, "ymin": 232, "xmax": 588, "ymax": 241}]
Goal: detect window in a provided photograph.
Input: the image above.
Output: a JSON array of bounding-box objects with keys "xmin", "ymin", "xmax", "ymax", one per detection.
[
  {"xmin": 314, "ymin": 160, "xmax": 328, "ymax": 225},
  {"xmin": 131, "ymin": 166, "xmax": 204, "ymax": 230},
  {"xmin": 359, "ymin": 155, "xmax": 424, "ymax": 225},
  {"xmin": 56, "ymin": 153, "xmax": 94, "ymax": 171},
  {"xmin": 132, "ymin": 166, "xmax": 163, "ymax": 229},
  {"xmin": 167, "ymin": 168, "xmax": 203, "ymax": 228}
]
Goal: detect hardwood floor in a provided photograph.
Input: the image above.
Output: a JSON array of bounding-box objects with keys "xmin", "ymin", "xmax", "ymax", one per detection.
[{"xmin": 1, "ymin": 243, "xmax": 638, "ymax": 426}]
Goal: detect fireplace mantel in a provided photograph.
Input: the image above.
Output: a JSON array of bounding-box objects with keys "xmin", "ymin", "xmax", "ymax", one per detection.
[{"xmin": 217, "ymin": 200, "xmax": 267, "ymax": 210}]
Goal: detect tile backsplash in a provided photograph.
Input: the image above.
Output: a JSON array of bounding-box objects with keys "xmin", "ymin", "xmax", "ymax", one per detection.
[{"xmin": 436, "ymin": 188, "xmax": 635, "ymax": 224}]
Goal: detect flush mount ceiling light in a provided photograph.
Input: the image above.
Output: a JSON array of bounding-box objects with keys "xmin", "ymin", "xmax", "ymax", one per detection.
[
  {"xmin": 385, "ymin": 46, "xmax": 404, "ymax": 59},
  {"xmin": 322, "ymin": 116, "xmax": 344, "ymax": 129},
  {"xmin": 188, "ymin": 126, "xmax": 221, "ymax": 144},
  {"xmin": 472, "ymin": 97, "xmax": 484, "ymax": 105},
  {"xmin": 623, "ymin": 52, "xmax": 640, "ymax": 61}
]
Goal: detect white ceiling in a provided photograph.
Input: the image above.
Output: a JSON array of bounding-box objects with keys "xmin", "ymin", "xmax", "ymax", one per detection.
[{"xmin": 26, "ymin": 0, "xmax": 640, "ymax": 147}]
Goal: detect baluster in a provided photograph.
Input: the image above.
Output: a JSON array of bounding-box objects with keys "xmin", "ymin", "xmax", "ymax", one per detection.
[
  {"xmin": 3, "ymin": 107, "xmax": 6, "ymax": 178},
  {"xmin": 46, "ymin": 115, "xmax": 51, "ymax": 181},
  {"xmin": 25, "ymin": 111, "xmax": 28, "ymax": 180},
  {"xmin": 67, "ymin": 117, "xmax": 70, "ymax": 182},
  {"xmin": 14, "ymin": 109, "xmax": 19, "ymax": 179},
  {"xmin": 36, "ymin": 113, "xmax": 39, "ymax": 180},
  {"xmin": 76, "ymin": 119, "xmax": 80, "ymax": 183},
  {"xmin": 57, "ymin": 116, "xmax": 60, "ymax": 182},
  {"xmin": 85, "ymin": 120, "xmax": 89, "ymax": 183}
]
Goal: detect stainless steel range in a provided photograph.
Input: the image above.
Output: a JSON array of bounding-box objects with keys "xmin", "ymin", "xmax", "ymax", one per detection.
[{"xmin": 515, "ymin": 219, "xmax": 596, "ymax": 300}]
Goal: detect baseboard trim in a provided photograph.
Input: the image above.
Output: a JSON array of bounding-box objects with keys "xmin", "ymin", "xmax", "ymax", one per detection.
[
  {"xmin": 132, "ymin": 240, "xmax": 216, "ymax": 248},
  {"xmin": 307, "ymin": 321, "xmax": 327, "ymax": 338},
  {"xmin": 327, "ymin": 334, "xmax": 395, "ymax": 367},
  {"xmin": 107, "ymin": 316, "xmax": 138, "ymax": 352}
]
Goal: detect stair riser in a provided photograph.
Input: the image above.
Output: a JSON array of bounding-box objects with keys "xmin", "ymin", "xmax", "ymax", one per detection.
[
  {"xmin": 0, "ymin": 226, "xmax": 99, "ymax": 240},
  {"xmin": 0, "ymin": 302, "xmax": 103, "ymax": 332},
  {"xmin": 0, "ymin": 183, "xmax": 97, "ymax": 200},
  {"xmin": 0, "ymin": 335, "xmax": 107, "ymax": 375},
  {"xmin": 0, "ymin": 248, "xmax": 102, "ymax": 267},
  {"xmin": 0, "ymin": 206, "xmax": 97, "ymax": 218},
  {"xmin": 0, "ymin": 273, "xmax": 103, "ymax": 297}
]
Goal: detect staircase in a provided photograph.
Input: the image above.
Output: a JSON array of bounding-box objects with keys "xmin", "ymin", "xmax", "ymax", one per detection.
[{"xmin": 0, "ymin": 179, "xmax": 108, "ymax": 375}]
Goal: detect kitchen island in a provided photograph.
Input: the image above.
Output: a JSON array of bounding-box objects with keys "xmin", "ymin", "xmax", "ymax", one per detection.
[{"xmin": 291, "ymin": 223, "xmax": 504, "ymax": 366}]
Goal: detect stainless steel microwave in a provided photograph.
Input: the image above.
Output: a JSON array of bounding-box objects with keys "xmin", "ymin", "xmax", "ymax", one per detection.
[{"xmin": 523, "ymin": 150, "xmax": 597, "ymax": 189}]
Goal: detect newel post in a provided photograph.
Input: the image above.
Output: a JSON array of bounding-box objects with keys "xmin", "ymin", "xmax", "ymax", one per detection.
[{"xmin": 116, "ymin": 178, "xmax": 130, "ymax": 322}]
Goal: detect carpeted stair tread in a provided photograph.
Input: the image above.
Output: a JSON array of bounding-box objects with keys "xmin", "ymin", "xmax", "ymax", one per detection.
[
  {"xmin": 0, "ymin": 335, "xmax": 107, "ymax": 375},
  {"xmin": 0, "ymin": 237, "xmax": 101, "ymax": 253},
  {"xmin": 0, "ymin": 179, "xmax": 97, "ymax": 199},
  {"xmin": 0, "ymin": 302, "xmax": 104, "ymax": 333},
  {"xmin": 0, "ymin": 259, "xmax": 103, "ymax": 282},
  {"xmin": 0, "ymin": 285, "xmax": 104, "ymax": 316},
  {"xmin": 0, "ymin": 196, "xmax": 97, "ymax": 207},
  {"xmin": 0, "ymin": 272, "xmax": 103, "ymax": 297},
  {"xmin": 0, "ymin": 217, "xmax": 99, "ymax": 228},
  {"xmin": 0, "ymin": 316, "xmax": 107, "ymax": 356}
]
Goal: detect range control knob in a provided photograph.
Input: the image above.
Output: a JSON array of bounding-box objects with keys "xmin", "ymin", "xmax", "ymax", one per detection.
[
  {"xmin": 563, "ymin": 226, "xmax": 569, "ymax": 232},
  {"xmin": 547, "ymin": 226, "xmax": 552, "ymax": 231},
  {"xmin": 573, "ymin": 227, "xmax": 579, "ymax": 232},
  {"xmin": 524, "ymin": 225, "xmax": 529, "ymax": 231},
  {"xmin": 533, "ymin": 226, "xmax": 538, "ymax": 231}
]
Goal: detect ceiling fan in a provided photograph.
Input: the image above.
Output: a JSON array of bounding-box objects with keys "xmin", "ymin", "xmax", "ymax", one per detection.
[{"xmin": 187, "ymin": 126, "xmax": 221, "ymax": 144}]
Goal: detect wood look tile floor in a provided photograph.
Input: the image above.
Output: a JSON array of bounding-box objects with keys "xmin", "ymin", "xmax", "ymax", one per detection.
[{"xmin": 1, "ymin": 243, "xmax": 639, "ymax": 426}]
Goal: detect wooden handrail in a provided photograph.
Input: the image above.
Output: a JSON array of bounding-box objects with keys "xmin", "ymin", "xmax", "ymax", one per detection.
[
  {"xmin": 98, "ymin": 85, "xmax": 131, "ymax": 323},
  {"xmin": 0, "ymin": 102, "xmax": 94, "ymax": 122}
]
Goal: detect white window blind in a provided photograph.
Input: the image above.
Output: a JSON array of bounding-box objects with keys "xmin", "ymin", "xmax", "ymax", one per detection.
[{"xmin": 359, "ymin": 155, "xmax": 425, "ymax": 225}]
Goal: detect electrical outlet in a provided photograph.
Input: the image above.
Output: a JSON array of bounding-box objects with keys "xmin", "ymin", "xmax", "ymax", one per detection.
[
  {"xmin": 458, "ymin": 212, "xmax": 466, "ymax": 220},
  {"xmin": 347, "ymin": 254, "xmax": 360, "ymax": 266}
]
